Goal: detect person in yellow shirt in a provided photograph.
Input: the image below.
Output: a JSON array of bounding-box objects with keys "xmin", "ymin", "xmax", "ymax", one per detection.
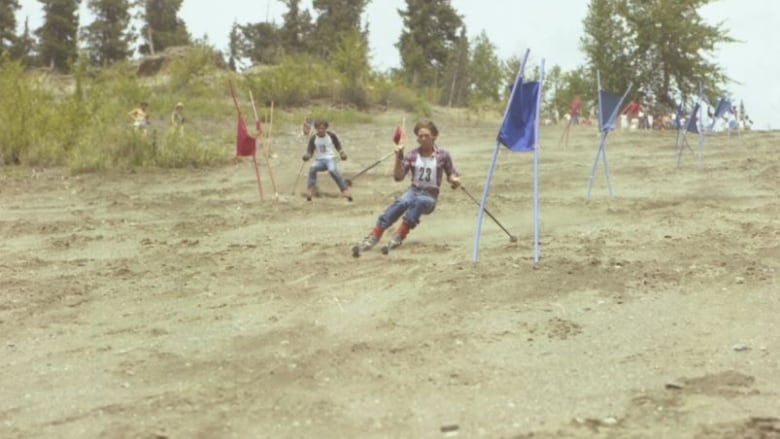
[{"xmin": 128, "ymin": 101, "xmax": 150, "ymax": 137}]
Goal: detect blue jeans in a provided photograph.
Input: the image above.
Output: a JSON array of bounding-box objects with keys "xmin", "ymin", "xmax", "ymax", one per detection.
[
  {"xmin": 377, "ymin": 187, "xmax": 436, "ymax": 230},
  {"xmin": 307, "ymin": 158, "xmax": 348, "ymax": 191}
]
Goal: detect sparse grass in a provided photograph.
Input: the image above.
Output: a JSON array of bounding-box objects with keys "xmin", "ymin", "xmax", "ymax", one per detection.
[{"xmin": 0, "ymin": 51, "xmax": 509, "ymax": 173}]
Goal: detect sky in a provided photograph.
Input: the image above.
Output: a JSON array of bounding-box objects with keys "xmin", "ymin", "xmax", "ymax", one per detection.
[{"xmin": 16, "ymin": 0, "xmax": 780, "ymax": 130}]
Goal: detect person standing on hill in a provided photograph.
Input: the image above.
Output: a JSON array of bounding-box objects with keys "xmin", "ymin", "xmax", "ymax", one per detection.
[
  {"xmin": 170, "ymin": 102, "xmax": 185, "ymax": 136},
  {"xmin": 622, "ymin": 98, "xmax": 642, "ymax": 124},
  {"xmin": 570, "ymin": 95, "xmax": 581, "ymax": 125},
  {"xmin": 301, "ymin": 119, "xmax": 352, "ymax": 202},
  {"xmin": 352, "ymin": 119, "xmax": 461, "ymax": 257},
  {"xmin": 128, "ymin": 101, "xmax": 150, "ymax": 137}
]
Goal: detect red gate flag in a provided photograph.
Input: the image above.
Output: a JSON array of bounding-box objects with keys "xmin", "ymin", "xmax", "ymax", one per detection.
[
  {"xmin": 392, "ymin": 125, "xmax": 403, "ymax": 145},
  {"xmin": 236, "ymin": 113, "xmax": 257, "ymax": 157}
]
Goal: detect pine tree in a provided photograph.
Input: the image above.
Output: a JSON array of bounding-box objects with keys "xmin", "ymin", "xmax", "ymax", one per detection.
[
  {"xmin": 279, "ymin": 0, "xmax": 314, "ymax": 56},
  {"xmin": 332, "ymin": 27, "xmax": 371, "ymax": 106},
  {"xmin": 227, "ymin": 22, "xmax": 239, "ymax": 71},
  {"xmin": 468, "ymin": 30, "xmax": 501, "ymax": 103},
  {"xmin": 137, "ymin": 0, "xmax": 189, "ymax": 55},
  {"xmin": 82, "ymin": 0, "xmax": 134, "ymax": 66},
  {"xmin": 397, "ymin": 0, "xmax": 464, "ymax": 89},
  {"xmin": 232, "ymin": 21, "xmax": 282, "ymax": 65},
  {"xmin": 310, "ymin": 0, "xmax": 367, "ymax": 60},
  {"xmin": 0, "ymin": 0, "xmax": 21, "ymax": 57},
  {"xmin": 11, "ymin": 16, "xmax": 36, "ymax": 66},
  {"xmin": 440, "ymin": 26, "xmax": 469, "ymax": 107},
  {"xmin": 581, "ymin": 0, "xmax": 734, "ymax": 108},
  {"xmin": 35, "ymin": 0, "xmax": 81, "ymax": 71}
]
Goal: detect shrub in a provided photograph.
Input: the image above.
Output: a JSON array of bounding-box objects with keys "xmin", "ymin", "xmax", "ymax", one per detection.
[
  {"xmin": 0, "ymin": 61, "xmax": 44, "ymax": 164},
  {"xmin": 154, "ymin": 130, "xmax": 228, "ymax": 168},
  {"xmin": 164, "ymin": 44, "xmax": 221, "ymax": 95}
]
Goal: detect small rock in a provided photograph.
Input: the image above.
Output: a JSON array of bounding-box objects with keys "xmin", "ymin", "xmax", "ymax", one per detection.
[
  {"xmin": 441, "ymin": 424, "xmax": 459, "ymax": 434},
  {"xmin": 602, "ymin": 416, "xmax": 618, "ymax": 425},
  {"xmin": 733, "ymin": 343, "xmax": 751, "ymax": 352}
]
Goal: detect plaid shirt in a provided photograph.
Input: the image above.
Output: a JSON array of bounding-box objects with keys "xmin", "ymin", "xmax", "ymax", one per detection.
[{"xmin": 400, "ymin": 145, "xmax": 458, "ymax": 197}]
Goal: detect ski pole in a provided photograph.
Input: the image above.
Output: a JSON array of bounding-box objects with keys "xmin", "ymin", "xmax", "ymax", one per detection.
[
  {"xmin": 460, "ymin": 186, "xmax": 518, "ymax": 242},
  {"xmin": 345, "ymin": 151, "xmax": 395, "ymax": 186},
  {"xmin": 291, "ymin": 161, "xmax": 305, "ymax": 196}
]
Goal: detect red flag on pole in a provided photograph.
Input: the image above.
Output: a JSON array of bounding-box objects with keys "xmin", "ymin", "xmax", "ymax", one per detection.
[
  {"xmin": 228, "ymin": 79, "xmax": 264, "ymax": 201},
  {"xmin": 392, "ymin": 125, "xmax": 403, "ymax": 145},
  {"xmin": 236, "ymin": 114, "xmax": 257, "ymax": 157}
]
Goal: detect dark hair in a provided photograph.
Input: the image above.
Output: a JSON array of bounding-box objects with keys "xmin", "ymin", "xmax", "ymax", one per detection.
[
  {"xmin": 413, "ymin": 119, "xmax": 438, "ymax": 137},
  {"xmin": 314, "ymin": 119, "xmax": 329, "ymax": 129}
]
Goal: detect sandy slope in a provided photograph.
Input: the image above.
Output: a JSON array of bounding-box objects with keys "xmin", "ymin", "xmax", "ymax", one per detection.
[{"xmin": 1, "ymin": 110, "xmax": 778, "ymax": 438}]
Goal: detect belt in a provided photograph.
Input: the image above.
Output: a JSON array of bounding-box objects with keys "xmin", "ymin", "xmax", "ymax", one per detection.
[{"xmin": 412, "ymin": 185, "xmax": 439, "ymax": 197}]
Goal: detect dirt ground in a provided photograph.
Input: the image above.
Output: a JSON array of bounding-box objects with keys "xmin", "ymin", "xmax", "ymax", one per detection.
[{"xmin": 1, "ymin": 109, "xmax": 778, "ymax": 438}]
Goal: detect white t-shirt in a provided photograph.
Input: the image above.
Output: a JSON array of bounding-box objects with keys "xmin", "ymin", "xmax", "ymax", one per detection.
[{"xmin": 312, "ymin": 133, "xmax": 338, "ymax": 160}]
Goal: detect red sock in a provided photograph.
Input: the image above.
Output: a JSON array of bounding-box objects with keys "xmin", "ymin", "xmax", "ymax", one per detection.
[
  {"xmin": 370, "ymin": 226, "xmax": 384, "ymax": 238},
  {"xmin": 395, "ymin": 221, "xmax": 410, "ymax": 239}
]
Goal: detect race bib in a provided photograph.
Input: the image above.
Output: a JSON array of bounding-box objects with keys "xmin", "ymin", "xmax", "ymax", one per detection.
[{"xmin": 414, "ymin": 155, "xmax": 438, "ymax": 189}]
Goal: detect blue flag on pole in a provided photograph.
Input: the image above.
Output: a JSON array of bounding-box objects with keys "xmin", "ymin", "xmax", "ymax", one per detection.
[
  {"xmin": 686, "ymin": 103, "xmax": 700, "ymax": 134},
  {"xmin": 714, "ymin": 98, "xmax": 731, "ymax": 119},
  {"xmin": 598, "ymin": 90, "xmax": 623, "ymax": 132},
  {"xmin": 674, "ymin": 102, "xmax": 683, "ymax": 129},
  {"xmin": 497, "ymin": 81, "xmax": 540, "ymax": 152}
]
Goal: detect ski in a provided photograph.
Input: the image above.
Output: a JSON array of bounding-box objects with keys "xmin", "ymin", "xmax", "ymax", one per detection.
[
  {"xmin": 380, "ymin": 239, "xmax": 401, "ymax": 255},
  {"xmin": 352, "ymin": 241, "xmax": 374, "ymax": 257}
]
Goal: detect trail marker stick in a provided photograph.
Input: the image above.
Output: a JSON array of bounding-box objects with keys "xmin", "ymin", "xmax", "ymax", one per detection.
[
  {"xmin": 249, "ymin": 91, "xmax": 279, "ymax": 199},
  {"xmin": 291, "ymin": 161, "xmax": 305, "ymax": 196}
]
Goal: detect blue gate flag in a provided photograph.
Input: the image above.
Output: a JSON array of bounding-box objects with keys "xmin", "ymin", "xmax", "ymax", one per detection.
[
  {"xmin": 497, "ymin": 81, "xmax": 540, "ymax": 152},
  {"xmin": 686, "ymin": 103, "xmax": 700, "ymax": 134},
  {"xmin": 714, "ymin": 98, "xmax": 731, "ymax": 118},
  {"xmin": 598, "ymin": 90, "xmax": 623, "ymax": 132},
  {"xmin": 674, "ymin": 102, "xmax": 683, "ymax": 129}
]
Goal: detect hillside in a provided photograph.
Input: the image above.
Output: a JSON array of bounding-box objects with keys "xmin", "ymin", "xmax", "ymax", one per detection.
[{"xmin": 1, "ymin": 112, "xmax": 778, "ymax": 438}]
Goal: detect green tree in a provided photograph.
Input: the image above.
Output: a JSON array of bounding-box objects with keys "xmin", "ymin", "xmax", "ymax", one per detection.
[
  {"xmin": 0, "ymin": 0, "xmax": 20, "ymax": 57},
  {"xmin": 82, "ymin": 0, "xmax": 135, "ymax": 66},
  {"xmin": 279, "ymin": 0, "xmax": 314, "ymax": 55},
  {"xmin": 331, "ymin": 28, "xmax": 370, "ymax": 106},
  {"xmin": 540, "ymin": 64, "xmax": 563, "ymax": 119},
  {"xmin": 560, "ymin": 67, "xmax": 593, "ymax": 118},
  {"xmin": 233, "ymin": 21, "xmax": 282, "ymax": 65},
  {"xmin": 468, "ymin": 30, "xmax": 501, "ymax": 103},
  {"xmin": 581, "ymin": 0, "xmax": 734, "ymax": 109},
  {"xmin": 397, "ymin": 0, "xmax": 464, "ymax": 89},
  {"xmin": 227, "ymin": 22, "xmax": 239, "ymax": 71},
  {"xmin": 10, "ymin": 17, "xmax": 36, "ymax": 66},
  {"xmin": 310, "ymin": 0, "xmax": 368, "ymax": 60},
  {"xmin": 137, "ymin": 0, "xmax": 190, "ymax": 55},
  {"xmin": 35, "ymin": 0, "xmax": 81, "ymax": 71},
  {"xmin": 440, "ymin": 26, "xmax": 469, "ymax": 107}
]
